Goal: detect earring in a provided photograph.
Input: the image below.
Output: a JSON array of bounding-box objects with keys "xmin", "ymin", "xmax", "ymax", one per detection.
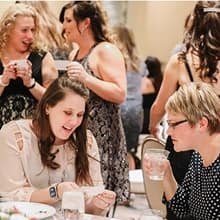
[{"xmin": 80, "ymin": 28, "xmax": 85, "ymax": 35}]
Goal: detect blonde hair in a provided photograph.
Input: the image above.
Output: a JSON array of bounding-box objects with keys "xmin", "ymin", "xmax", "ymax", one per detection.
[
  {"xmin": 165, "ymin": 82, "xmax": 220, "ymax": 134},
  {"xmin": 0, "ymin": 3, "xmax": 43, "ymax": 56},
  {"xmin": 16, "ymin": 1, "xmax": 70, "ymax": 53},
  {"xmin": 113, "ymin": 24, "xmax": 140, "ymax": 72}
]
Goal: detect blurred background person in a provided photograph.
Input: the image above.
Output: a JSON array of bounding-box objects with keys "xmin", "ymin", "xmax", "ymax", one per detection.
[
  {"xmin": 60, "ymin": 1, "xmax": 129, "ymax": 203},
  {"xmin": 113, "ymin": 24, "xmax": 146, "ymax": 170},
  {"xmin": 0, "ymin": 3, "xmax": 57, "ymax": 129},
  {"xmin": 149, "ymin": 1, "xmax": 220, "ymax": 219},
  {"xmin": 141, "ymin": 56, "xmax": 163, "ymax": 134}
]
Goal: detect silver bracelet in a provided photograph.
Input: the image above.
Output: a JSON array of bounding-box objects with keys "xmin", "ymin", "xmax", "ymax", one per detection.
[{"xmin": 0, "ymin": 75, "xmax": 9, "ymax": 87}]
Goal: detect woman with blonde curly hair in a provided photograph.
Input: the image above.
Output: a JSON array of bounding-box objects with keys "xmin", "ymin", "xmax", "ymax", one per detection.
[
  {"xmin": 0, "ymin": 3, "xmax": 58, "ymax": 129},
  {"xmin": 16, "ymin": 1, "xmax": 72, "ymax": 62},
  {"xmin": 60, "ymin": 1, "xmax": 129, "ymax": 203}
]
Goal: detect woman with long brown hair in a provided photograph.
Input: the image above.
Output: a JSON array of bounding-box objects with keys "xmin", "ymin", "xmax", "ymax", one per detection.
[{"xmin": 0, "ymin": 76, "xmax": 115, "ymax": 215}]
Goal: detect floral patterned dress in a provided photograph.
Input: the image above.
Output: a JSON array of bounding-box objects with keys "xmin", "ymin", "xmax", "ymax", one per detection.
[
  {"xmin": 77, "ymin": 47, "xmax": 130, "ymax": 203},
  {"xmin": 0, "ymin": 51, "xmax": 46, "ymax": 129}
]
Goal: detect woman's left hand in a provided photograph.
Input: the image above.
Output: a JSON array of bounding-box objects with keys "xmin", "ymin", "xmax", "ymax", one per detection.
[
  {"xmin": 66, "ymin": 61, "xmax": 89, "ymax": 84},
  {"xmin": 16, "ymin": 60, "xmax": 33, "ymax": 87},
  {"xmin": 92, "ymin": 190, "xmax": 116, "ymax": 210}
]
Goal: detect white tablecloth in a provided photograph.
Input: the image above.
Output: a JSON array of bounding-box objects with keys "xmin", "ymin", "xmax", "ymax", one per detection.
[{"xmin": 52, "ymin": 213, "xmax": 120, "ymax": 220}]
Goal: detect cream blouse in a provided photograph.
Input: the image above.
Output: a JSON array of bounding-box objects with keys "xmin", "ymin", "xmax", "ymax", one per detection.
[{"xmin": 0, "ymin": 120, "xmax": 103, "ymax": 201}]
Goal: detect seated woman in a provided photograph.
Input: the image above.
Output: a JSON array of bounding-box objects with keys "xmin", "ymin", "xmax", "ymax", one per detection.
[
  {"xmin": 0, "ymin": 76, "xmax": 115, "ymax": 216},
  {"xmin": 144, "ymin": 82, "xmax": 220, "ymax": 220}
]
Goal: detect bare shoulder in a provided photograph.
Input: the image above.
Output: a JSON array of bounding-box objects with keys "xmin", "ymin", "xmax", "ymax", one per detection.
[{"xmin": 95, "ymin": 41, "xmax": 122, "ymax": 58}]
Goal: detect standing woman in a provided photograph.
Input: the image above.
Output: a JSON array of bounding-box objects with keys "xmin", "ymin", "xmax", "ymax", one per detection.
[
  {"xmin": 60, "ymin": 1, "xmax": 129, "ymax": 202},
  {"xmin": 0, "ymin": 3, "xmax": 58, "ymax": 129}
]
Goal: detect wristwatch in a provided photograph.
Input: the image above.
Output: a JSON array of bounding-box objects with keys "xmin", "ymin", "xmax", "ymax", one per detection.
[{"xmin": 49, "ymin": 184, "xmax": 59, "ymax": 200}]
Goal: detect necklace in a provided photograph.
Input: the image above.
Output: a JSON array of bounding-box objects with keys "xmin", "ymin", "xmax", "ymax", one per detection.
[{"xmin": 48, "ymin": 144, "xmax": 68, "ymax": 186}]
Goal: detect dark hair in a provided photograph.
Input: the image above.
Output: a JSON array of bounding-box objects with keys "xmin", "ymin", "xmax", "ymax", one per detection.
[
  {"xmin": 181, "ymin": 1, "xmax": 220, "ymax": 82},
  {"xmin": 59, "ymin": 1, "xmax": 113, "ymax": 43},
  {"xmin": 32, "ymin": 76, "xmax": 92, "ymax": 185},
  {"xmin": 145, "ymin": 56, "xmax": 163, "ymax": 92}
]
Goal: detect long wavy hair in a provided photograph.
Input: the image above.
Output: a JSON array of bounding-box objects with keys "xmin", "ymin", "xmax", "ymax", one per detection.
[
  {"xmin": 180, "ymin": 1, "xmax": 220, "ymax": 82},
  {"xmin": 32, "ymin": 76, "xmax": 92, "ymax": 185},
  {"xmin": 59, "ymin": 1, "xmax": 114, "ymax": 43},
  {"xmin": 113, "ymin": 24, "xmax": 140, "ymax": 73},
  {"xmin": 0, "ymin": 3, "xmax": 43, "ymax": 57}
]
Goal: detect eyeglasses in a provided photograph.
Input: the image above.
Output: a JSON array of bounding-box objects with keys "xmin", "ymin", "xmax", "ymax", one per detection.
[{"xmin": 167, "ymin": 119, "xmax": 188, "ymax": 129}]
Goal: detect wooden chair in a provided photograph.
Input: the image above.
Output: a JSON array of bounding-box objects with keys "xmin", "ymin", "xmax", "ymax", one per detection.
[{"xmin": 141, "ymin": 135, "xmax": 167, "ymax": 218}]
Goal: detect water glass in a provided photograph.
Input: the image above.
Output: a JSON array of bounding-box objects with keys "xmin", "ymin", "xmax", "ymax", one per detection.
[
  {"xmin": 145, "ymin": 148, "xmax": 169, "ymax": 180},
  {"xmin": 12, "ymin": 59, "xmax": 29, "ymax": 71},
  {"xmin": 62, "ymin": 191, "xmax": 85, "ymax": 220}
]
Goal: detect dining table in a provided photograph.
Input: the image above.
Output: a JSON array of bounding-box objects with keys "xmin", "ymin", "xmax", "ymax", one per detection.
[{"xmin": 51, "ymin": 212, "xmax": 120, "ymax": 220}]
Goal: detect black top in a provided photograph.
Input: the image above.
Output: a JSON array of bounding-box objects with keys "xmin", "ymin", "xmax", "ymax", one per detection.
[
  {"xmin": 0, "ymin": 51, "xmax": 45, "ymax": 100},
  {"xmin": 168, "ymin": 152, "xmax": 220, "ymax": 220}
]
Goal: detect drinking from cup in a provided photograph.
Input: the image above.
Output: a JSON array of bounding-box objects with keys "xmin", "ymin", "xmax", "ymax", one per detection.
[
  {"xmin": 61, "ymin": 191, "xmax": 85, "ymax": 220},
  {"xmin": 144, "ymin": 149, "xmax": 169, "ymax": 180}
]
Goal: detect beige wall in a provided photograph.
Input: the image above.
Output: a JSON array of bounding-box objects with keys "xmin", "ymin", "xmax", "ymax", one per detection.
[
  {"xmin": 126, "ymin": 1, "xmax": 195, "ymax": 63},
  {"xmin": 0, "ymin": 1, "xmax": 195, "ymax": 64}
]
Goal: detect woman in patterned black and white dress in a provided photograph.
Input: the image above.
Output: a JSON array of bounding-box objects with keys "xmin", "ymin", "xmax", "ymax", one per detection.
[{"xmin": 59, "ymin": 1, "xmax": 129, "ymax": 203}]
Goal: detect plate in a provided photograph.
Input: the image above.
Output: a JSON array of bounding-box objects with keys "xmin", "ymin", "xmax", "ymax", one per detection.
[{"xmin": 0, "ymin": 201, "xmax": 56, "ymax": 219}]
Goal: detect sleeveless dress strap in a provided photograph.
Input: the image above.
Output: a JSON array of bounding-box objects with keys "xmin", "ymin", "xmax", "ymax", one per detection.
[
  {"xmin": 74, "ymin": 43, "xmax": 99, "ymax": 62},
  {"xmin": 184, "ymin": 58, "xmax": 194, "ymax": 82}
]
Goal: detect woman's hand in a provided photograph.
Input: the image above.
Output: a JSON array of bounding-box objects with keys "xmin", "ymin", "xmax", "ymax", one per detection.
[
  {"xmin": 66, "ymin": 61, "xmax": 89, "ymax": 84},
  {"xmin": 15, "ymin": 60, "xmax": 33, "ymax": 87},
  {"xmin": 2, "ymin": 62, "xmax": 17, "ymax": 84},
  {"xmin": 91, "ymin": 190, "xmax": 116, "ymax": 210},
  {"xmin": 57, "ymin": 182, "xmax": 80, "ymax": 199}
]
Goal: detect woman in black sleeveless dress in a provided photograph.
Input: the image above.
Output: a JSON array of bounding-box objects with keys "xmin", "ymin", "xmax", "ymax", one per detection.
[{"xmin": 0, "ymin": 4, "xmax": 58, "ymax": 129}]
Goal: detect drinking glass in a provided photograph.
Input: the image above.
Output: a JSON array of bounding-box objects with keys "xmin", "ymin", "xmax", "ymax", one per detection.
[
  {"xmin": 61, "ymin": 191, "xmax": 85, "ymax": 220},
  {"xmin": 12, "ymin": 59, "xmax": 29, "ymax": 71},
  {"xmin": 144, "ymin": 148, "xmax": 169, "ymax": 180}
]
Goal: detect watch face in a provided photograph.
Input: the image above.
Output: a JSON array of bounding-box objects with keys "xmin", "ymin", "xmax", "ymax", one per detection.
[{"xmin": 49, "ymin": 186, "xmax": 57, "ymax": 198}]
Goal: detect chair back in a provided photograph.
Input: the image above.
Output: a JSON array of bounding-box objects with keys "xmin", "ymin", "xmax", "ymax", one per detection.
[{"xmin": 141, "ymin": 135, "xmax": 167, "ymax": 218}]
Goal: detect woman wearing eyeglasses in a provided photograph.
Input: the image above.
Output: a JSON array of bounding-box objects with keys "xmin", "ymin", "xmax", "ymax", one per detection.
[{"xmin": 144, "ymin": 82, "xmax": 220, "ymax": 220}]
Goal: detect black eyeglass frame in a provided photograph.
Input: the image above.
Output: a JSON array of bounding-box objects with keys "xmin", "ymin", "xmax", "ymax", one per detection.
[{"xmin": 167, "ymin": 119, "xmax": 188, "ymax": 129}]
